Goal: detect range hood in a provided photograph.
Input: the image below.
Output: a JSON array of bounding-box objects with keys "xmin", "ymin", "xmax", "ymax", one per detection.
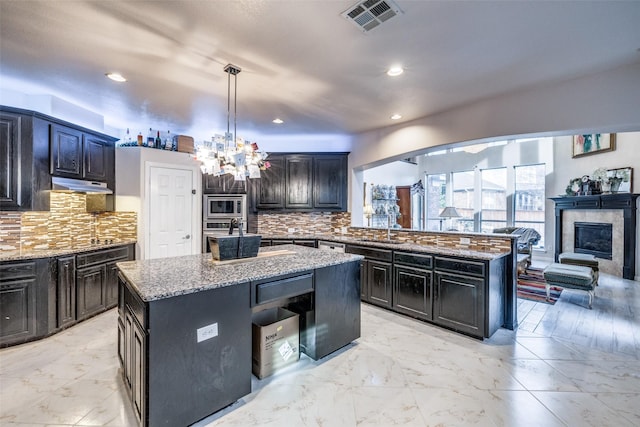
[{"xmin": 51, "ymin": 177, "xmax": 113, "ymax": 194}]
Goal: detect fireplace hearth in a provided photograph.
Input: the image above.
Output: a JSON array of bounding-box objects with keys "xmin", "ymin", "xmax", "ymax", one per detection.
[{"xmin": 574, "ymin": 222, "xmax": 612, "ymax": 260}]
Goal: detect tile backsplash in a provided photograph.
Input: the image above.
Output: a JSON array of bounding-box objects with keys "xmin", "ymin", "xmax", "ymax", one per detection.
[
  {"xmin": 0, "ymin": 192, "xmax": 136, "ymax": 251},
  {"xmin": 257, "ymin": 211, "xmax": 351, "ymax": 235}
]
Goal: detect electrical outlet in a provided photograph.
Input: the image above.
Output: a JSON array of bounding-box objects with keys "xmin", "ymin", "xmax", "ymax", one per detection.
[
  {"xmin": 287, "ymin": 227, "xmax": 295, "ymax": 233},
  {"xmin": 197, "ymin": 323, "xmax": 218, "ymax": 343},
  {"xmin": 460, "ymin": 237, "xmax": 471, "ymax": 245},
  {"xmin": 341, "ymin": 226, "xmax": 348, "ymax": 234}
]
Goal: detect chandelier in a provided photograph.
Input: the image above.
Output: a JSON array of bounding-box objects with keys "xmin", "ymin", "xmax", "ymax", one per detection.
[{"xmin": 196, "ymin": 64, "xmax": 269, "ymax": 180}]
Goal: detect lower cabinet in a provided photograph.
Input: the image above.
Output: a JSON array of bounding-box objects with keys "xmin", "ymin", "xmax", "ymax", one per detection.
[
  {"xmin": 76, "ymin": 264, "xmax": 107, "ymax": 320},
  {"xmin": 393, "ymin": 265, "xmax": 432, "ymax": 320},
  {"xmin": 56, "ymin": 256, "xmax": 76, "ymax": 328},
  {"xmin": 433, "ymin": 271, "xmax": 485, "ymax": 337},
  {"xmin": 345, "ymin": 245, "xmax": 392, "ymax": 308},
  {"xmin": 0, "ymin": 261, "xmax": 38, "ymax": 346}
]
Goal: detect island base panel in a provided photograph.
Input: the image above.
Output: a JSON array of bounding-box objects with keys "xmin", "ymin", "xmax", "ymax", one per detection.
[{"xmin": 146, "ymin": 283, "xmax": 251, "ymax": 427}]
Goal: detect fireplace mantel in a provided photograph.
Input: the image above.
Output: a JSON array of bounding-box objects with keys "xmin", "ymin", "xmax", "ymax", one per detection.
[{"xmin": 550, "ymin": 193, "xmax": 639, "ymax": 280}]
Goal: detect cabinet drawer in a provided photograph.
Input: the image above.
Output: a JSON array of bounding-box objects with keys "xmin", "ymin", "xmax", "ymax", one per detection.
[
  {"xmin": 345, "ymin": 245, "xmax": 392, "ymax": 262},
  {"xmin": 77, "ymin": 246, "xmax": 129, "ymax": 267},
  {"xmin": 394, "ymin": 252, "xmax": 432, "ymax": 269},
  {"xmin": 434, "ymin": 257, "xmax": 485, "ymax": 277},
  {"xmin": 253, "ymin": 273, "xmax": 313, "ymax": 306},
  {"xmin": 122, "ymin": 277, "xmax": 146, "ymax": 329},
  {"xmin": 0, "ymin": 262, "xmax": 36, "ymax": 281}
]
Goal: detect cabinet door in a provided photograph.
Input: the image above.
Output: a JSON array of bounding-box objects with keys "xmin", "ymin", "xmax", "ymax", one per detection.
[
  {"xmin": 367, "ymin": 260, "xmax": 392, "ymax": 308},
  {"xmin": 394, "ymin": 265, "xmax": 433, "ymax": 320},
  {"xmin": 131, "ymin": 316, "xmax": 146, "ymax": 424},
  {"xmin": 433, "ymin": 272, "xmax": 485, "ymax": 337},
  {"xmin": 256, "ymin": 156, "xmax": 285, "ymax": 209},
  {"xmin": 360, "ymin": 260, "xmax": 368, "ymax": 301},
  {"xmin": 83, "ymin": 134, "xmax": 110, "ymax": 181},
  {"xmin": 50, "ymin": 124, "xmax": 83, "ymax": 177},
  {"xmin": 0, "ymin": 113, "xmax": 22, "ymax": 209},
  {"xmin": 56, "ymin": 256, "xmax": 76, "ymax": 328},
  {"xmin": 203, "ymin": 173, "xmax": 246, "ymax": 194},
  {"xmin": 76, "ymin": 265, "xmax": 106, "ymax": 319},
  {"xmin": 0, "ymin": 278, "xmax": 37, "ymax": 345},
  {"xmin": 313, "ymin": 155, "xmax": 347, "ymax": 211},
  {"xmin": 105, "ymin": 261, "xmax": 121, "ymax": 308},
  {"xmin": 285, "ymin": 155, "xmax": 313, "ymax": 209}
]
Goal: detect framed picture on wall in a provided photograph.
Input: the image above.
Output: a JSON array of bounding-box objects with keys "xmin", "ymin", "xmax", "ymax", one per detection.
[{"xmin": 572, "ymin": 133, "xmax": 616, "ymax": 158}]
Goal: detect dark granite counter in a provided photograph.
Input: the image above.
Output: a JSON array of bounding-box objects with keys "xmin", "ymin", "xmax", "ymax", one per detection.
[
  {"xmin": 0, "ymin": 239, "xmax": 138, "ymax": 261},
  {"xmin": 116, "ymin": 244, "xmax": 363, "ymax": 302}
]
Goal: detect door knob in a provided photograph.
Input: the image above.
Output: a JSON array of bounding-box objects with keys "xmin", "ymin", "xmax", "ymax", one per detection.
[{"xmin": 183, "ymin": 234, "xmax": 191, "ymax": 239}]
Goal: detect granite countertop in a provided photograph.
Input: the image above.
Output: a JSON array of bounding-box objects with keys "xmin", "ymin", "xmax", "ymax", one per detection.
[
  {"xmin": 117, "ymin": 244, "xmax": 363, "ymax": 302},
  {"xmin": 266, "ymin": 234, "xmax": 507, "ymax": 261},
  {"xmin": 0, "ymin": 240, "xmax": 137, "ymax": 262}
]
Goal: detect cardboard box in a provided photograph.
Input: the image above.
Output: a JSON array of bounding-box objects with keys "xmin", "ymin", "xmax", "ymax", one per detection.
[
  {"xmin": 252, "ymin": 307, "xmax": 299, "ymax": 379},
  {"xmin": 174, "ymin": 135, "xmax": 194, "ymax": 154}
]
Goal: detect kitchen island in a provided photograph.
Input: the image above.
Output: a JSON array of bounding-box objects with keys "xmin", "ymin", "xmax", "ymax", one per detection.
[{"xmin": 116, "ymin": 244, "xmax": 362, "ymax": 427}]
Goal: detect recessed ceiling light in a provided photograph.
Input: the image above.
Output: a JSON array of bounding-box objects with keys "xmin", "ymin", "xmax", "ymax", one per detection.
[
  {"xmin": 387, "ymin": 66, "xmax": 404, "ymax": 77},
  {"xmin": 272, "ymin": 118, "xmax": 284, "ymax": 124},
  {"xmin": 105, "ymin": 72, "xmax": 126, "ymax": 82},
  {"xmin": 390, "ymin": 114, "xmax": 402, "ymax": 120}
]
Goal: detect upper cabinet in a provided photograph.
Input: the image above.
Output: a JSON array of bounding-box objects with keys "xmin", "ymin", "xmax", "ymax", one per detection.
[
  {"xmin": 203, "ymin": 173, "xmax": 246, "ymax": 194},
  {"xmin": 50, "ymin": 123, "xmax": 114, "ymax": 184},
  {"xmin": 253, "ymin": 153, "xmax": 347, "ymax": 212},
  {"xmin": 0, "ymin": 106, "xmax": 117, "ymax": 211}
]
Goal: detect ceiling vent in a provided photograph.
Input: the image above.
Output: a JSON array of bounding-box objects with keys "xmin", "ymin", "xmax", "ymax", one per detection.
[{"xmin": 341, "ymin": 0, "xmax": 403, "ymax": 33}]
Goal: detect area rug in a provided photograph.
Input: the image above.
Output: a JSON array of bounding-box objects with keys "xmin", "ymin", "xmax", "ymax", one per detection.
[{"xmin": 517, "ymin": 268, "xmax": 562, "ymax": 304}]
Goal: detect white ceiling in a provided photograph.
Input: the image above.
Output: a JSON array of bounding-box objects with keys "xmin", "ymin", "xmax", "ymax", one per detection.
[{"xmin": 1, "ymin": 0, "xmax": 639, "ymax": 141}]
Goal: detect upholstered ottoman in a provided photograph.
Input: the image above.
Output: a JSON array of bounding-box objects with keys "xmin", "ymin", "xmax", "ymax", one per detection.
[
  {"xmin": 559, "ymin": 252, "xmax": 599, "ymax": 285},
  {"xmin": 543, "ymin": 263, "xmax": 597, "ymax": 308}
]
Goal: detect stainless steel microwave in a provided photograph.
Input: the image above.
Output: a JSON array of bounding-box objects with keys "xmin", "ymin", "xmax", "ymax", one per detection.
[{"xmin": 203, "ymin": 194, "xmax": 247, "ymax": 221}]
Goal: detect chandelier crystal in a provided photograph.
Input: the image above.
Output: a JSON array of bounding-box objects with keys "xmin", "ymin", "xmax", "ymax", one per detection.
[{"xmin": 196, "ymin": 64, "xmax": 269, "ymax": 180}]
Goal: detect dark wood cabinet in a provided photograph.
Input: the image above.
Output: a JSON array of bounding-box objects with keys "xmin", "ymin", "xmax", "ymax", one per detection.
[
  {"xmin": 393, "ymin": 252, "xmax": 433, "ymax": 320},
  {"xmin": 256, "ymin": 156, "xmax": 285, "ymax": 209},
  {"xmin": 313, "ymin": 155, "xmax": 347, "ymax": 210},
  {"xmin": 263, "ymin": 238, "xmax": 316, "ymax": 248},
  {"xmin": 76, "ymin": 245, "xmax": 134, "ymax": 321},
  {"xmin": 394, "ymin": 265, "xmax": 433, "ymax": 320},
  {"xmin": 76, "ymin": 264, "xmax": 107, "ymax": 319},
  {"xmin": 0, "ymin": 261, "xmax": 38, "ymax": 345},
  {"xmin": 345, "ymin": 244, "xmax": 392, "ymax": 308},
  {"xmin": 254, "ymin": 153, "xmax": 348, "ymax": 212},
  {"xmin": 203, "ymin": 173, "xmax": 246, "ymax": 194},
  {"xmin": 50, "ymin": 123, "xmax": 114, "ymax": 184},
  {"xmin": 1, "ymin": 106, "xmax": 117, "ymax": 211},
  {"xmin": 50, "ymin": 123, "xmax": 83, "ymax": 177},
  {"xmin": 56, "ymin": 256, "xmax": 76, "ymax": 328},
  {"xmin": 0, "ymin": 109, "xmax": 50, "ymax": 211},
  {"xmin": 433, "ymin": 271, "xmax": 484, "ymax": 336},
  {"xmin": 285, "ymin": 155, "xmax": 313, "ymax": 209}
]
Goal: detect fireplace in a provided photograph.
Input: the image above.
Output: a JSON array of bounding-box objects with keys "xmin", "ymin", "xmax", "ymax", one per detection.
[
  {"xmin": 574, "ymin": 222, "xmax": 612, "ymax": 260},
  {"xmin": 551, "ymin": 193, "xmax": 638, "ymax": 280}
]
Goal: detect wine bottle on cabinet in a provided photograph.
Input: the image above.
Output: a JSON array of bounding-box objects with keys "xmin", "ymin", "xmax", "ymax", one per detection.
[
  {"xmin": 156, "ymin": 130, "xmax": 162, "ymax": 149},
  {"xmin": 164, "ymin": 130, "xmax": 172, "ymax": 150},
  {"xmin": 137, "ymin": 132, "xmax": 143, "ymax": 146},
  {"xmin": 147, "ymin": 127, "xmax": 154, "ymax": 147}
]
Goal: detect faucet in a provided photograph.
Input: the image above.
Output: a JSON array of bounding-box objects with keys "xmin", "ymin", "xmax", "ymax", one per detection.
[{"xmin": 228, "ymin": 218, "xmax": 244, "ymax": 236}]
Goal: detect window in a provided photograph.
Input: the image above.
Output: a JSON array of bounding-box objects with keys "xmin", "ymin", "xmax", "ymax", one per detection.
[
  {"xmin": 452, "ymin": 171, "xmax": 474, "ymax": 232},
  {"xmin": 425, "ymin": 174, "xmax": 446, "ymax": 230},
  {"xmin": 514, "ymin": 164, "xmax": 546, "ymax": 248},
  {"xmin": 480, "ymin": 167, "xmax": 507, "ymax": 232}
]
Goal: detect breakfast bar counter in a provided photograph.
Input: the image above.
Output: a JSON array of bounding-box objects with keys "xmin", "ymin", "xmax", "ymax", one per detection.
[{"xmin": 116, "ymin": 245, "xmax": 362, "ymax": 426}]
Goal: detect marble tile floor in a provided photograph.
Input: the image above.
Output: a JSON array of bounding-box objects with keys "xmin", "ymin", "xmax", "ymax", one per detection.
[{"xmin": 1, "ymin": 272, "xmax": 639, "ymax": 427}]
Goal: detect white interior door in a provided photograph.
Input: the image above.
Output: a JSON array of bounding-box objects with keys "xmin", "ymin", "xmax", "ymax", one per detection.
[{"xmin": 148, "ymin": 166, "xmax": 194, "ymax": 259}]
